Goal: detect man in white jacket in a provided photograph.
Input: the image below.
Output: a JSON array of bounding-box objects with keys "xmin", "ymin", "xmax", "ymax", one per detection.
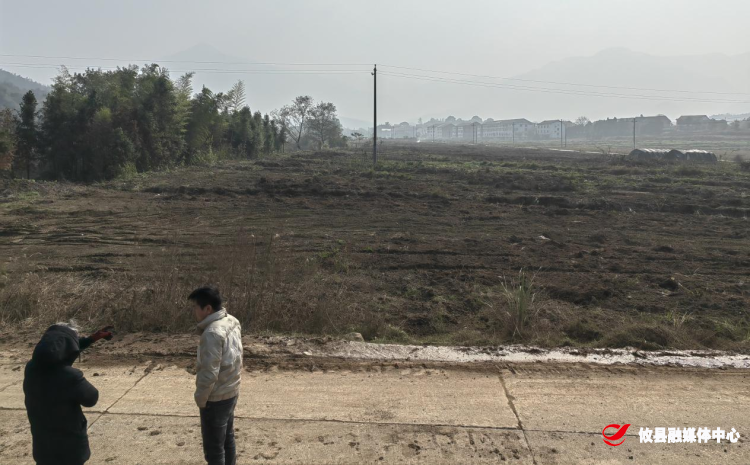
[{"xmin": 189, "ymin": 286, "xmax": 243, "ymax": 465}]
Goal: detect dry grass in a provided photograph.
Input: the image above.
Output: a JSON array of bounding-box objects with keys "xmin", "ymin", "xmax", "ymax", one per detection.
[
  {"xmin": 0, "ymin": 232, "xmax": 362, "ymax": 336},
  {"xmin": 499, "ymin": 269, "xmax": 540, "ymax": 339}
]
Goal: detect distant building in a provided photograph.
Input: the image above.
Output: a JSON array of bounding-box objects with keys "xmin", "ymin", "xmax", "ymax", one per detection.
[
  {"xmin": 392, "ymin": 122, "xmax": 413, "ymax": 139},
  {"xmin": 587, "ymin": 115, "xmax": 670, "ymax": 138},
  {"xmin": 407, "ymin": 114, "xmax": 675, "ymax": 142},
  {"xmin": 457, "ymin": 121, "xmax": 481, "ymax": 141},
  {"xmin": 536, "ymin": 120, "xmax": 569, "ymax": 139},
  {"xmin": 676, "ymin": 115, "xmax": 711, "ymax": 127},
  {"xmin": 479, "ymin": 118, "xmax": 534, "ymax": 140},
  {"xmin": 637, "ymin": 115, "xmax": 672, "ymax": 135},
  {"xmin": 676, "ymin": 115, "xmax": 728, "ymax": 132},
  {"xmin": 425, "ymin": 123, "xmax": 442, "ymax": 140},
  {"xmin": 441, "ymin": 123, "xmax": 456, "ymax": 139},
  {"xmin": 481, "ymin": 119, "xmax": 502, "ymax": 139},
  {"xmin": 500, "ymin": 119, "xmax": 535, "ymax": 139}
]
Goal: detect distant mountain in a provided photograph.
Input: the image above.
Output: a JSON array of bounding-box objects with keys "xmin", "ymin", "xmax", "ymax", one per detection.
[
  {"xmin": 499, "ymin": 48, "xmax": 750, "ymax": 121},
  {"xmin": 0, "ymin": 69, "xmax": 51, "ymax": 110}
]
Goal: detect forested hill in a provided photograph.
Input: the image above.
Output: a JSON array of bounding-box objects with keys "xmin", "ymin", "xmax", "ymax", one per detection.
[{"xmin": 0, "ymin": 69, "xmax": 50, "ymax": 110}]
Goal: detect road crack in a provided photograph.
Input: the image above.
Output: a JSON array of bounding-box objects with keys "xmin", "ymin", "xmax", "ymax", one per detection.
[
  {"xmin": 87, "ymin": 361, "xmax": 158, "ymax": 430},
  {"xmin": 497, "ymin": 366, "xmax": 538, "ymax": 465}
]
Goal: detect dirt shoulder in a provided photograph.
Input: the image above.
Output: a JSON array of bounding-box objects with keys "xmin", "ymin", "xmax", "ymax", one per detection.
[{"xmin": 2, "ymin": 332, "xmax": 749, "ymax": 371}]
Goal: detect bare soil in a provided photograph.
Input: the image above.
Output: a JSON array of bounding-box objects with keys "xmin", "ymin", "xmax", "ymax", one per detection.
[{"xmin": 1, "ymin": 143, "xmax": 749, "ymax": 350}]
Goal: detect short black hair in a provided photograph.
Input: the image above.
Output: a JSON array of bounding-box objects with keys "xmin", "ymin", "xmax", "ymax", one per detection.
[{"xmin": 188, "ymin": 286, "xmax": 222, "ymax": 312}]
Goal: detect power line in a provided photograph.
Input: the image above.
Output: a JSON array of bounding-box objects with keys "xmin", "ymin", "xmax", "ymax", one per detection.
[
  {"xmin": 380, "ymin": 64, "xmax": 750, "ymax": 97},
  {"xmin": 379, "ymin": 71, "xmax": 750, "ymax": 104},
  {"xmin": 5, "ymin": 52, "xmax": 744, "ymax": 98},
  {"xmin": 0, "ymin": 53, "xmax": 371, "ymax": 67},
  {"xmin": 5, "ymin": 56, "xmax": 748, "ymax": 105},
  {"xmin": 1, "ymin": 63, "xmax": 369, "ymax": 75}
]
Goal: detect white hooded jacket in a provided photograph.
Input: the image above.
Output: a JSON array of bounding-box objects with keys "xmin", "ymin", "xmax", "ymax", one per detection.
[{"xmin": 195, "ymin": 309, "xmax": 243, "ymax": 408}]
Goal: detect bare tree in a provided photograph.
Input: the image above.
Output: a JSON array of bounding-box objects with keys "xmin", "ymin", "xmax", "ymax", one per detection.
[
  {"xmin": 308, "ymin": 102, "xmax": 341, "ymax": 150},
  {"xmin": 575, "ymin": 116, "xmax": 590, "ymax": 126},
  {"xmin": 276, "ymin": 96, "xmax": 313, "ymax": 149}
]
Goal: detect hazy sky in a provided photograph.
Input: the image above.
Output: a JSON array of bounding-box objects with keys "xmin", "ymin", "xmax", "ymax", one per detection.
[{"xmin": 2, "ymin": 0, "xmax": 749, "ymax": 123}]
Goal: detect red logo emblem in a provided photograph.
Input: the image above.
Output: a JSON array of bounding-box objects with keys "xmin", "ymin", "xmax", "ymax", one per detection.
[{"xmin": 602, "ymin": 424, "xmax": 631, "ymax": 446}]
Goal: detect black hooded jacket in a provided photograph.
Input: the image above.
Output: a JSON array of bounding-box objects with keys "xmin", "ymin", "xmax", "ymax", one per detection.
[{"xmin": 24, "ymin": 325, "xmax": 99, "ymax": 465}]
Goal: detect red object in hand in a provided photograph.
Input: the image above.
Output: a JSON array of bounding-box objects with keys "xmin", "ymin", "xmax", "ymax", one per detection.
[{"xmin": 90, "ymin": 326, "xmax": 115, "ymax": 342}]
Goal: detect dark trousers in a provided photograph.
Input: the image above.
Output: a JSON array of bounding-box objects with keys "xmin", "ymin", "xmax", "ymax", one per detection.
[
  {"xmin": 199, "ymin": 396, "xmax": 237, "ymax": 465},
  {"xmin": 37, "ymin": 462, "xmax": 85, "ymax": 465}
]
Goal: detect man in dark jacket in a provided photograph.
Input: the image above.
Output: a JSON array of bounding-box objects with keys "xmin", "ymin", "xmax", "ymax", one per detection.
[{"xmin": 24, "ymin": 323, "xmax": 113, "ymax": 465}]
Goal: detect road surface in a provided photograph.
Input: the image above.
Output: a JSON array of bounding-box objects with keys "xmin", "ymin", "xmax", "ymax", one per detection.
[{"xmin": 0, "ymin": 337, "xmax": 748, "ymax": 464}]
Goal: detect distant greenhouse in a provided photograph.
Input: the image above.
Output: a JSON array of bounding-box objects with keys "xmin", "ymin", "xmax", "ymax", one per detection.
[
  {"xmin": 667, "ymin": 149, "xmax": 685, "ymax": 160},
  {"xmin": 684, "ymin": 150, "xmax": 718, "ymax": 163},
  {"xmin": 627, "ymin": 148, "xmax": 672, "ymax": 160}
]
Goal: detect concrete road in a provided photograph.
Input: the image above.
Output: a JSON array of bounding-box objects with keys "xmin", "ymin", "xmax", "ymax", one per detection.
[{"xmin": 1, "ymin": 355, "xmax": 749, "ymax": 464}]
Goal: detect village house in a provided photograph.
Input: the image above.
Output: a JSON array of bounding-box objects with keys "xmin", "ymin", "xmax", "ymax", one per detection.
[
  {"xmin": 457, "ymin": 121, "xmax": 481, "ymax": 141},
  {"xmin": 637, "ymin": 115, "xmax": 672, "ymax": 135},
  {"xmin": 536, "ymin": 120, "xmax": 565, "ymax": 139},
  {"xmin": 498, "ymin": 118, "xmax": 535, "ymax": 139},
  {"xmin": 392, "ymin": 122, "xmax": 413, "ymax": 139},
  {"xmin": 376, "ymin": 123, "xmax": 393, "ymax": 139},
  {"xmin": 440, "ymin": 123, "xmax": 456, "ymax": 139},
  {"xmin": 480, "ymin": 119, "xmax": 501, "ymax": 139},
  {"xmin": 676, "ymin": 115, "xmax": 728, "ymax": 132}
]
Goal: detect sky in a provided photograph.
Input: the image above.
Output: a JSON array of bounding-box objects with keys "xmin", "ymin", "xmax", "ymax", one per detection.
[{"xmin": 2, "ymin": 0, "xmax": 749, "ymax": 125}]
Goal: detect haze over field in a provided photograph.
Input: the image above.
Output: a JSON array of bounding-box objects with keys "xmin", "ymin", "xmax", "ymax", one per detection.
[{"xmin": 1, "ymin": 0, "xmax": 749, "ymax": 123}]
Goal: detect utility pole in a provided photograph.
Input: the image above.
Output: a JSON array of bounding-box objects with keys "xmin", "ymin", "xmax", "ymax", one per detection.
[
  {"xmin": 632, "ymin": 117, "xmax": 637, "ymax": 149},
  {"xmin": 560, "ymin": 120, "xmax": 564, "ymax": 148},
  {"xmin": 372, "ymin": 64, "xmax": 377, "ymax": 165},
  {"xmin": 512, "ymin": 122, "xmax": 515, "ymax": 144}
]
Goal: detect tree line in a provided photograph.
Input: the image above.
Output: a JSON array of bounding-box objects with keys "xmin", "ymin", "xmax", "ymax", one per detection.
[{"xmin": 0, "ymin": 64, "xmax": 346, "ymax": 181}]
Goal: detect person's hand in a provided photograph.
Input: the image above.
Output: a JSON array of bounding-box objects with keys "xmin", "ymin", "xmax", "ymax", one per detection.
[{"xmin": 90, "ymin": 326, "xmax": 115, "ymax": 342}]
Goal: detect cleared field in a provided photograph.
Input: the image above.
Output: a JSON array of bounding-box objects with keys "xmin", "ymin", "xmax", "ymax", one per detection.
[{"xmin": 1, "ymin": 143, "xmax": 749, "ymax": 350}]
